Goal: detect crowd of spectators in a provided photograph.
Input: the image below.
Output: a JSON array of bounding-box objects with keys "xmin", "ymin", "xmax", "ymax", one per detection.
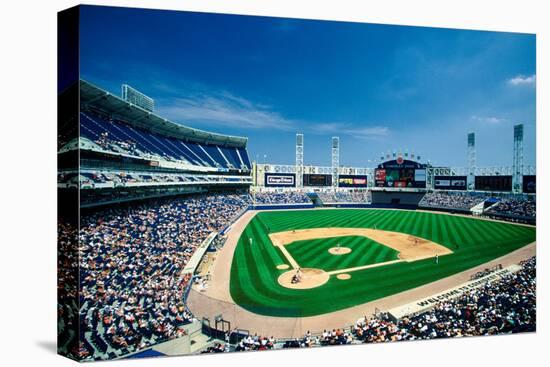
[
  {"xmin": 317, "ymin": 190, "xmax": 371, "ymax": 204},
  {"xmin": 485, "ymin": 197, "xmax": 536, "ymax": 219},
  {"xmin": 353, "ymin": 256, "xmax": 535, "ymax": 341},
  {"xmin": 470, "ymin": 264, "xmax": 503, "ymax": 280},
  {"xmin": 59, "ymin": 170, "xmax": 250, "ymax": 188},
  {"xmin": 200, "ymin": 342, "xmax": 228, "ymax": 353},
  {"xmin": 57, "ymin": 221, "xmax": 80, "ymax": 358},
  {"xmin": 62, "ymin": 193, "xmax": 250, "ymax": 360},
  {"xmin": 253, "ymin": 191, "xmax": 311, "ymax": 204},
  {"xmin": 230, "ymin": 256, "xmax": 535, "ymax": 352},
  {"xmin": 419, "ymin": 191, "xmax": 487, "ymax": 210},
  {"xmin": 94, "ymin": 131, "xmax": 140, "ymax": 157},
  {"xmin": 283, "ymin": 329, "xmax": 355, "ymax": 348},
  {"xmin": 234, "ymin": 334, "xmax": 276, "ymax": 351}
]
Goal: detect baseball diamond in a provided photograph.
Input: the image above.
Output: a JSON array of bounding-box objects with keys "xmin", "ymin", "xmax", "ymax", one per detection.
[
  {"xmin": 285, "ymin": 236, "xmax": 399, "ymax": 271},
  {"xmin": 229, "ymin": 209, "xmax": 535, "ymax": 317}
]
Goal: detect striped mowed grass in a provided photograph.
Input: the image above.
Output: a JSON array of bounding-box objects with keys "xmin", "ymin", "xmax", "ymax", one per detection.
[
  {"xmin": 285, "ymin": 236, "xmax": 399, "ymax": 272},
  {"xmin": 229, "ymin": 209, "xmax": 535, "ymax": 317}
]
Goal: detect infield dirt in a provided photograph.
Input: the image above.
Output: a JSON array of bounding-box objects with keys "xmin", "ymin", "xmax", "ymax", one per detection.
[{"xmin": 269, "ymin": 227, "xmax": 452, "ymax": 262}]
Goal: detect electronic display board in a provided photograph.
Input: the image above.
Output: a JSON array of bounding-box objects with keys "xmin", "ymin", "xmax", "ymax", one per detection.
[
  {"xmin": 434, "ymin": 176, "xmax": 467, "ymax": 190},
  {"xmin": 338, "ymin": 175, "xmax": 368, "ymax": 188},
  {"xmin": 475, "ymin": 176, "xmax": 512, "ymax": 191},
  {"xmin": 303, "ymin": 174, "xmax": 332, "ymax": 186}
]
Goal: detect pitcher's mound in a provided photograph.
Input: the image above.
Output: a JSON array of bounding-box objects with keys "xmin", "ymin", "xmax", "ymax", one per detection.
[
  {"xmin": 276, "ymin": 264, "xmax": 290, "ymax": 270},
  {"xmin": 278, "ymin": 268, "xmax": 329, "ymax": 289},
  {"xmin": 336, "ymin": 274, "xmax": 351, "ymax": 280},
  {"xmin": 328, "ymin": 247, "xmax": 352, "ymax": 255}
]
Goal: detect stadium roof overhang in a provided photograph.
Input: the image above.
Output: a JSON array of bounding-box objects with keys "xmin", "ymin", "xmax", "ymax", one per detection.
[{"xmin": 79, "ymin": 79, "xmax": 248, "ymax": 148}]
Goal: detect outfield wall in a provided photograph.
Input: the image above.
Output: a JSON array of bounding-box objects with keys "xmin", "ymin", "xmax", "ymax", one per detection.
[
  {"xmin": 371, "ymin": 191, "xmax": 426, "ymax": 206},
  {"xmin": 417, "ymin": 205, "xmax": 471, "ymax": 215},
  {"xmin": 249, "ymin": 203, "xmax": 315, "ymax": 210},
  {"xmin": 484, "ymin": 212, "xmax": 536, "ymax": 225}
]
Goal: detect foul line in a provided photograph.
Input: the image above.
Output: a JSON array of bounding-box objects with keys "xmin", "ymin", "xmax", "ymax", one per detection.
[
  {"xmin": 327, "ymin": 259, "xmax": 404, "ymax": 275},
  {"xmin": 273, "ymin": 242, "xmax": 300, "ymax": 269}
]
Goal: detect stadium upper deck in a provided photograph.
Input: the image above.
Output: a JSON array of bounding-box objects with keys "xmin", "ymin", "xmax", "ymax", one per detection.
[
  {"xmin": 59, "ymin": 80, "xmax": 252, "ymax": 173},
  {"xmin": 57, "ymin": 80, "xmax": 253, "ymax": 206}
]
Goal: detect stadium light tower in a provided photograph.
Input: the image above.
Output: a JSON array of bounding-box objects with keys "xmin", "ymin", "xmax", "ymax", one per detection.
[
  {"xmin": 332, "ymin": 137, "xmax": 340, "ymax": 190},
  {"xmin": 467, "ymin": 132, "xmax": 476, "ymax": 191},
  {"xmin": 121, "ymin": 84, "xmax": 155, "ymax": 112},
  {"xmin": 512, "ymin": 123, "xmax": 524, "ymax": 193},
  {"xmin": 296, "ymin": 133, "xmax": 304, "ymax": 188}
]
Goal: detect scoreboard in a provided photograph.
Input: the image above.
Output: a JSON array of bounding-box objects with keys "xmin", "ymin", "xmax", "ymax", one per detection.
[
  {"xmin": 338, "ymin": 175, "xmax": 368, "ymax": 188},
  {"xmin": 375, "ymin": 168, "xmax": 426, "ymax": 188},
  {"xmin": 434, "ymin": 176, "xmax": 467, "ymax": 190},
  {"xmin": 303, "ymin": 174, "xmax": 332, "ymax": 187},
  {"xmin": 475, "ymin": 176, "xmax": 512, "ymax": 192},
  {"xmin": 374, "ymin": 158, "xmax": 426, "ymax": 188},
  {"xmin": 523, "ymin": 175, "xmax": 536, "ymax": 193},
  {"xmin": 121, "ymin": 84, "xmax": 155, "ymax": 112}
]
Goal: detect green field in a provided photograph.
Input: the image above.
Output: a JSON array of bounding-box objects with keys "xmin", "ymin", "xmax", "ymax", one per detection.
[
  {"xmin": 285, "ymin": 236, "xmax": 399, "ymax": 272},
  {"xmin": 230, "ymin": 209, "xmax": 536, "ymax": 317}
]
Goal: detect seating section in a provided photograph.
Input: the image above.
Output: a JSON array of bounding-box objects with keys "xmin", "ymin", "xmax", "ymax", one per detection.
[
  {"xmin": 420, "ymin": 191, "xmax": 536, "ymax": 220},
  {"xmin": 351, "ymin": 257, "xmax": 535, "ymax": 342},
  {"xmin": 253, "ymin": 191, "xmax": 311, "ymax": 204},
  {"xmin": 485, "ymin": 197, "xmax": 536, "ymax": 218},
  {"xmin": 57, "ymin": 222, "xmax": 80, "ymax": 358},
  {"xmin": 79, "ymin": 112, "xmax": 251, "ymax": 170},
  {"xmin": 59, "ymin": 170, "xmax": 251, "ymax": 187},
  {"xmin": 419, "ymin": 191, "xmax": 487, "ymax": 210},
  {"xmin": 317, "ymin": 190, "xmax": 371, "ymax": 204},
  {"xmin": 59, "ymin": 193, "xmax": 250, "ymax": 360}
]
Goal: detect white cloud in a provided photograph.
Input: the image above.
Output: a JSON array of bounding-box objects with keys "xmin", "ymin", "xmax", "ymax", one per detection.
[
  {"xmin": 471, "ymin": 115, "xmax": 507, "ymax": 124},
  {"xmin": 157, "ymin": 88, "xmax": 390, "ymax": 139},
  {"xmin": 157, "ymin": 92, "xmax": 295, "ymax": 131},
  {"xmin": 507, "ymin": 74, "xmax": 536, "ymax": 87},
  {"xmin": 316, "ymin": 122, "xmax": 390, "ymax": 139}
]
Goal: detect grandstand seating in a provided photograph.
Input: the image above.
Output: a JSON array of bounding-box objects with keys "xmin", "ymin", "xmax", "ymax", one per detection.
[
  {"xmin": 252, "ymin": 191, "xmax": 311, "ymax": 204},
  {"xmin": 485, "ymin": 197, "xmax": 536, "ymax": 219},
  {"xmin": 420, "ymin": 191, "xmax": 536, "ymax": 221},
  {"xmin": 58, "ymin": 170, "xmax": 252, "ymax": 189},
  {"xmin": 316, "ymin": 190, "xmax": 371, "ymax": 204},
  {"xmin": 419, "ymin": 191, "xmax": 488, "ymax": 210},
  {"xmin": 60, "ymin": 193, "xmax": 251, "ymax": 360},
  {"xmin": 79, "ymin": 112, "xmax": 251, "ymax": 170}
]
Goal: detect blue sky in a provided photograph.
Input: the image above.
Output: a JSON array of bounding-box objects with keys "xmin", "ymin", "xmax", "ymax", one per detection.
[{"xmin": 79, "ymin": 5, "xmax": 536, "ymax": 168}]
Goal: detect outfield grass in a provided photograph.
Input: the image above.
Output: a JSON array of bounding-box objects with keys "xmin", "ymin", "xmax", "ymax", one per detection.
[
  {"xmin": 285, "ymin": 236, "xmax": 399, "ymax": 272},
  {"xmin": 229, "ymin": 209, "xmax": 536, "ymax": 317}
]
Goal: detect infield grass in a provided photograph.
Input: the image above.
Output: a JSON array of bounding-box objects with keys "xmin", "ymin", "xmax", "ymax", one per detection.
[{"xmin": 285, "ymin": 236, "xmax": 399, "ymax": 272}]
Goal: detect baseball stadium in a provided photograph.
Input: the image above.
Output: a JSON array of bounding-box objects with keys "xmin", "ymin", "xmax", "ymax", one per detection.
[{"xmin": 58, "ymin": 79, "xmax": 536, "ymax": 361}]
